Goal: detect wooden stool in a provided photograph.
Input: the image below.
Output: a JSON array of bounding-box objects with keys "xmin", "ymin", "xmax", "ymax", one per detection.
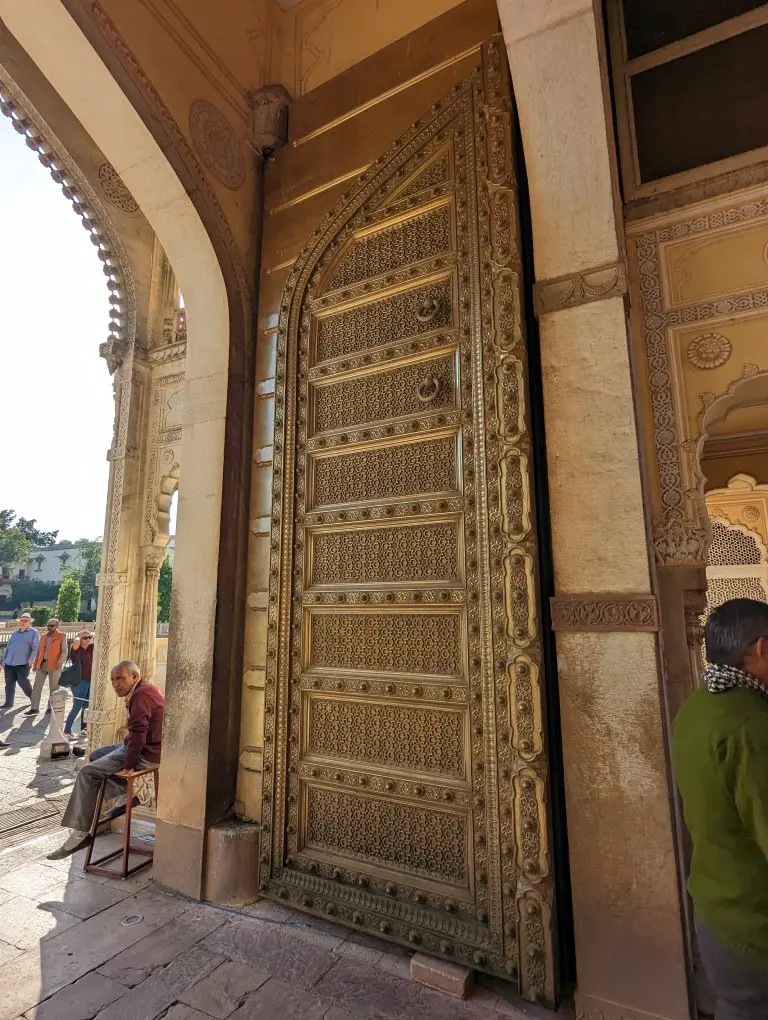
[{"xmin": 84, "ymin": 765, "xmax": 159, "ymax": 880}]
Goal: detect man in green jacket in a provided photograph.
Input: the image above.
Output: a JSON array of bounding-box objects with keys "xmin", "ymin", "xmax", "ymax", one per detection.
[{"xmin": 673, "ymin": 597, "xmax": 768, "ymax": 1019}]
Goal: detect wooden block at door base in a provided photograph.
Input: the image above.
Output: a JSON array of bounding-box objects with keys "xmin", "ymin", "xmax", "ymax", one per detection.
[{"xmin": 410, "ymin": 952, "xmax": 474, "ymax": 999}]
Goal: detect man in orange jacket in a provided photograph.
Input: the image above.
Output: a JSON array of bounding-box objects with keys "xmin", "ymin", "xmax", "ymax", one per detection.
[{"xmin": 27, "ymin": 617, "xmax": 68, "ymax": 716}]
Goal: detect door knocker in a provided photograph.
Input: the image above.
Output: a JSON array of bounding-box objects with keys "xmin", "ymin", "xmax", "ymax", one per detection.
[
  {"xmin": 416, "ymin": 297, "xmax": 440, "ymax": 323},
  {"xmin": 417, "ymin": 375, "xmax": 442, "ymax": 402}
]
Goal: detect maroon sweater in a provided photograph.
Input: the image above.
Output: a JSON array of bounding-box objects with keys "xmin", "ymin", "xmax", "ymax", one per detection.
[
  {"xmin": 124, "ymin": 680, "xmax": 164, "ymax": 770},
  {"xmin": 70, "ymin": 643, "xmax": 94, "ymax": 683}
]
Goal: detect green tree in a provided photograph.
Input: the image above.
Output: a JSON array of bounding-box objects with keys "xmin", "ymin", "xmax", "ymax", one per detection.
[
  {"xmin": 157, "ymin": 557, "xmax": 172, "ymax": 623},
  {"xmin": 0, "ymin": 527, "xmax": 33, "ymax": 571},
  {"xmin": 61, "ymin": 538, "xmax": 102, "ymax": 610},
  {"xmin": 55, "ymin": 576, "xmax": 81, "ymax": 621},
  {"xmin": 0, "ymin": 510, "xmax": 58, "ymax": 547},
  {"xmin": 29, "ymin": 606, "xmax": 51, "ymax": 626},
  {"xmin": 5, "ymin": 580, "xmax": 59, "ymax": 607}
]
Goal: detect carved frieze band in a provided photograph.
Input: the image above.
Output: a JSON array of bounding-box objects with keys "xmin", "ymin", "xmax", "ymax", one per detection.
[
  {"xmin": 550, "ymin": 593, "xmax": 659, "ymax": 632},
  {"xmin": 533, "ymin": 259, "xmax": 627, "ymax": 316},
  {"xmin": 95, "ymin": 571, "xmax": 129, "ymax": 588},
  {"xmin": 149, "ymin": 341, "xmax": 187, "ymax": 363}
]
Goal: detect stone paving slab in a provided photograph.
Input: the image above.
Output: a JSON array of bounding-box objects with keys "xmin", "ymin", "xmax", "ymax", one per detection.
[
  {"xmin": 0, "ymin": 890, "xmax": 186, "ymax": 1020},
  {"xmin": 163, "ymin": 1006, "xmax": 216, "ymax": 1020},
  {"xmin": 202, "ymin": 917, "xmax": 340, "ymax": 991},
  {"xmin": 0, "ymin": 862, "xmax": 86, "ymax": 899},
  {"xmin": 24, "ymin": 971, "xmax": 127, "ymax": 1020},
  {"xmin": 228, "ymin": 977, "xmax": 331, "ymax": 1020},
  {"xmin": 92, "ymin": 943, "xmax": 224, "ymax": 1020},
  {"xmin": 178, "ymin": 960, "xmax": 271, "ymax": 1018},
  {"xmin": 0, "ymin": 936, "xmax": 23, "ymax": 966},
  {"xmin": 98, "ymin": 904, "xmax": 228, "ymax": 988},
  {"xmin": 0, "ymin": 894, "xmax": 81, "ymax": 949},
  {"xmin": 0, "ymin": 721, "xmax": 536, "ymax": 1020},
  {"xmin": 40, "ymin": 875, "xmax": 134, "ymax": 920}
]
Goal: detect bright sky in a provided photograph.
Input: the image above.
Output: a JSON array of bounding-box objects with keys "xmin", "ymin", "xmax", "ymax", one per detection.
[{"xmin": 0, "ymin": 113, "xmax": 114, "ymax": 543}]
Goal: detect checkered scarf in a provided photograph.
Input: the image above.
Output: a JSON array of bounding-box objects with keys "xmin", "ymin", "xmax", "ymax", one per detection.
[{"xmin": 703, "ymin": 662, "xmax": 768, "ymax": 699}]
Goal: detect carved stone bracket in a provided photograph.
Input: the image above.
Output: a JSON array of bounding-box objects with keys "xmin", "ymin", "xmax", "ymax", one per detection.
[
  {"xmin": 533, "ymin": 259, "xmax": 627, "ymax": 316},
  {"xmin": 550, "ymin": 593, "xmax": 660, "ymax": 632},
  {"xmin": 247, "ymin": 84, "xmax": 290, "ymax": 158}
]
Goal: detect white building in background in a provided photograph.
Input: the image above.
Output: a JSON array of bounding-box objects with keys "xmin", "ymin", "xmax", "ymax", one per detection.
[{"xmin": 0, "ymin": 543, "xmax": 84, "ymax": 584}]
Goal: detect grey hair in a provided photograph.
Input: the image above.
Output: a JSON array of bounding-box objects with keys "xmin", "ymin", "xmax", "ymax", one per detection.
[
  {"xmin": 111, "ymin": 659, "xmax": 141, "ymax": 679},
  {"xmin": 705, "ymin": 598, "xmax": 768, "ymax": 667}
]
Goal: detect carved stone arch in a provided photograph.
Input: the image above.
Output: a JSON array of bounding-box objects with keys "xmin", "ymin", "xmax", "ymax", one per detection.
[
  {"xmin": 694, "ymin": 369, "xmax": 768, "ymax": 561},
  {"xmin": 260, "ymin": 39, "xmax": 557, "ymax": 1004},
  {"xmin": 0, "ymin": 72, "xmax": 136, "ymax": 367}
]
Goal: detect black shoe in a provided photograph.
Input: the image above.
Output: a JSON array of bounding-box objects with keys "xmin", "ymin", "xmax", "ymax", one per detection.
[
  {"xmin": 0, "ymin": 741, "xmax": 8, "ymax": 749},
  {"xmin": 103, "ymin": 796, "xmax": 140, "ymax": 822},
  {"xmin": 23, "ymin": 707, "xmax": 38, "ymax": 716},
  {"xmin": 46, "ymin": 833, "xmax": 93, "ymax": 860},
  {"xmin": 72, "ymin": 746, "xmax": 87, "ymax": 758},
  {"xmin": 0, "ymin": 704, "xmax": 13, "ymax": 710}
]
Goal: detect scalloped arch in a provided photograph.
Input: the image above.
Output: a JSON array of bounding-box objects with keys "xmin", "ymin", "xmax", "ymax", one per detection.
[{"xmin": 0, "ymin": 73, "xmax": 135, "ymax": 363}]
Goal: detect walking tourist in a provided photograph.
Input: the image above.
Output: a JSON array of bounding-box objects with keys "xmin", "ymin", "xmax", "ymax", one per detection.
[
  {"xmin": 1, "ymin": 612, "xmax": 39, "ymax": 710},
  {"xmin": 64, "ymin": 630, "xmax": 93, "ymax": 736},
  {"xmin": 672, "ymin": 597, "xmax": 768, "ymax": 1020},
  {"xmin": 47, "ymin": 659, "xmax": 164, "ymax": 860},
  {"xmin": 27, "ymin": 617, "xmax": 68, "ymax": 716}
]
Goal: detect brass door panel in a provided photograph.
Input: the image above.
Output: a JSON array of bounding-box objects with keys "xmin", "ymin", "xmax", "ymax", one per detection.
[
  {"xmin": 308, "ymin": 347, "xmax": 459, "ymax": 436},
  {"xmin": 313, "ymin": 273, "xmax": 455, "ymax": 364},
  {"xmin": 261, "ymin": 39, "xmax": 556, "ymax": 1004}
]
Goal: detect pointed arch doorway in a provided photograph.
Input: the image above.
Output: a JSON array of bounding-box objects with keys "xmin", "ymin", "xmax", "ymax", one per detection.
[{"xmin": 257, "ymin": 34, "xmax": 562, "ymax": 1005}]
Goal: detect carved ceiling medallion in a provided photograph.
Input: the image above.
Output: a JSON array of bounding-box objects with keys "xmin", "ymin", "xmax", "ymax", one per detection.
[
  {"xmin": 98, "ymin": 162, "xmax": 140, "ymax": 215},
  {"xmin": 189, "ymin": 99, "xmax": 245, "ymax": 189},
  {"xmin": 687, "ymin": 332, "xmax": 732, "ymax": 370}
]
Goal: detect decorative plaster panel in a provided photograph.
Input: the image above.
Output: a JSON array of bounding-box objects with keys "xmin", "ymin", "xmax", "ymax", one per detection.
[
  {"xmin": 533, "ymin": 259, "xmax": 627, "ymax": 316},
  {"xmin": 629, "ymin": 190, "xmax": 768, "ymax": 566},
  {"xmin": 550, "ymin": 594, "xmax": 659, "ymax": 633}
]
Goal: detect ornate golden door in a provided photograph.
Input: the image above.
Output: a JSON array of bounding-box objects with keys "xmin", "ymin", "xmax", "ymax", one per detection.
[{"xmin": 261, "ymin": 39, "xmax": 557, "ymax": 1004}]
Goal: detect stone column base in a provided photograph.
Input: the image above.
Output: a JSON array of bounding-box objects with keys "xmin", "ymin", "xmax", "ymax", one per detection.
[
  {"xmin": 575, "ymin": 991, "xmax": 685, "ymax": 1020},
  {"xmin": 203, "ymin": 820, "xmax": 261, "ymax": 907}
]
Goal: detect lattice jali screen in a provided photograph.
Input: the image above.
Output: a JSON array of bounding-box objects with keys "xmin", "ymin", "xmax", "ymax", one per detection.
[
  {"xmin": 705, "ymin": 519, "xmax": 768, "ymax": 623},
  {"xmin": 707, "ymin": 575, "xmax": 768, "ymax": 611},
  {"xmin": 708, "ymin": 519, "xmax": 762, "ymax": 566}
]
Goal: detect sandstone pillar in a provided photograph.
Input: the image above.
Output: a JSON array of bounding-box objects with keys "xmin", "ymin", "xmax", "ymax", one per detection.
[
  {"xmin": 236, "ymin": 86, "xmax": 291, "ymax": 825},
  {"xmin": 497, "ymin": 2, "xmax": 690, "ymax": 1017},
  {"xmin": 89, "ymin": 355, "xmax": 147, "ymax": 751}
]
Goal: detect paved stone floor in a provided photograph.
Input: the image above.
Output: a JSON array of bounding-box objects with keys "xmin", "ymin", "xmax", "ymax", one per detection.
[{"xmin": 0, "ymin": 706, "xmax": 554, "ymax": 1020}]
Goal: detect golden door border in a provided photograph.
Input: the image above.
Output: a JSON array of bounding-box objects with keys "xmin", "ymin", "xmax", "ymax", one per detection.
[{"xmin": 260, "ymin": 39, "xmax": 556, "ymax": 1004}]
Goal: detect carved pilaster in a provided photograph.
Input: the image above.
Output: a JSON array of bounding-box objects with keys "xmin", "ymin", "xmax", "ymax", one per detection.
[
  {"xmin": 138, "ymin": 546, "xmax": 165, "ymax": 683},
  {"xmin": 683, "ymin": 588, "xmax": 707, "ymax": 687}
]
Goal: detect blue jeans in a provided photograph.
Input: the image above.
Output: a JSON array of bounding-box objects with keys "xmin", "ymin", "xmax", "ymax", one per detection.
[{"xmin": 65, "ymin": 681, "xmax": 90, "ymax": 733}]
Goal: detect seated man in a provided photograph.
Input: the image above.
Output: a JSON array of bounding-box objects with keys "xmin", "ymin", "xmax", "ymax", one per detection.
[{"xmin": 47, "ymin": 659, "xmax": 164, "ymax": 860}]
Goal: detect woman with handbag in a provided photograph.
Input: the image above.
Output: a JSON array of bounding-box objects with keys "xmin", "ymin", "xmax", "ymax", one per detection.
[{"xmin": 63, "ymin": 631, "xmax": 93, "ymax": 737}]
